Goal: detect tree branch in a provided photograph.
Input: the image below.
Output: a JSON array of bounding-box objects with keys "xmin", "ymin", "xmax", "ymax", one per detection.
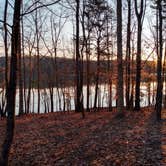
[{"xmin": 22, "ymin": 0, "xmax": 61, "ymax": 16}]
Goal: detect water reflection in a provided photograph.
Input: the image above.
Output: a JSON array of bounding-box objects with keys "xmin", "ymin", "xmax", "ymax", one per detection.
[{"xmin": 11, "ymin": 82, "xmax": 158, "ymax": 114}]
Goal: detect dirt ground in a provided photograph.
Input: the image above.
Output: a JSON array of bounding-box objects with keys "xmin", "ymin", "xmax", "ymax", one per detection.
[{"xmin": 0, "ymin": 108, "xmax": 163, "ymax": 166}]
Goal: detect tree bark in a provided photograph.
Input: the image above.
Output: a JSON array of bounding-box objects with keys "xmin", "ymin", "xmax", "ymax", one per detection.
[
  {"xmin": 94, "ymin": 38, "xmax": 100, "ymax": 110},
  {"xmin": 18, "ymin": 28, "xmax": 24, "ymax": 116},
  {"xmin": 135, "ymin": 20, "xmax": 142, "ymax": 111},
  {"xmin": 75, "ymin": 0, "xmax": 84, "ymax": 118},
  {"xmin": 134, "ymin": 0, "xmax": 146, "ymax": 111},
  {"xmin": 156, "ymin": 0, "xmax": 163, "ymax": 120},
  {"xmin": 35, "ymin": 4, "xmax": 40, "ymax": 114},
  {"xmin": 0, "ymin": 0, "xmax": 21, "ymax": 165},
  {"xmin": 4, "ymin": 0, "xmax": 9, "ymax": 92},
  {"xmin": 125, "ymin": 0, "xmax": 131, "ymax": 110},
  {"xmin": 117, "ymin": 0, "xmax": 124, "ymax": 112}
]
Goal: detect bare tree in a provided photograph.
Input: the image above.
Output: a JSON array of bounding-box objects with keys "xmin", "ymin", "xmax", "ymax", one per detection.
[
  {"xmin": 75, "ymin": 0, "xmax": 84, "ymax": 118},
  {"xmin": 18, "ymin": 22, "xmax": 24, "ymax": 116},
  {"xmin": 1, "ymin": 0, "xmax": 9, "ymax": 117},
  {"xmin": 125, "ymin": 0, "xmax": 131, "ymax": 110},
  {"xmin": 117, "ymin": 0, "xmax": 124, "ymax": 113},
  {"xmin": 3, "ymin": 0, "xmax": 9, "ymax": 92},
  {"xmin": 35, "ymin": 2, "xmax": 41, "ymax": 114},
  {"xmin": 156, "ymin": 0, "xmax": 164, "ymax": 120},
  {"xmin": 0, "ymin": 0, "xmax": 22, "ymax": 164},
  {"xmin": 134, "ymin": 0, "xmax": 146, "ymax": 111},
  {"xmin": 82, "ymin": 0, "xmax": 91, "ymax": 112}
]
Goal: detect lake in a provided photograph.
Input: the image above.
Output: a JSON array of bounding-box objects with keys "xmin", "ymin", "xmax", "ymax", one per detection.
[{"xmin": 9, "ymin": 82, "xmax": 158, "ymax": 115}]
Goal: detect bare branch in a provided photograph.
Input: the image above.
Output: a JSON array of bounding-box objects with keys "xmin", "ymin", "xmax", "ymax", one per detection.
[
  {"xmin": 22, "ymin": 0, "xmax": 61, "ymax": 16},
  {"xmin": 0, "ymin": 20, "xmax": 12, "ymax": 28}
]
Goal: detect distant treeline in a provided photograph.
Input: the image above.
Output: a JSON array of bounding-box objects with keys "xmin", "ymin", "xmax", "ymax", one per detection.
[{"xmin": 0, "ymin": 56, "xmax": 156, "ymax": 88}]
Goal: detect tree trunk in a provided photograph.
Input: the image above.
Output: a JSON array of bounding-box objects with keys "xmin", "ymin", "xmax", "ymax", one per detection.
[
  {"xmin": 134, "ymin": 0, "xmax": 146, "ymax": 111},
  {"xmin": 86, "ymin": 47, "xmax": 90, "ymax": 112},
  {"xmin": 156, "ymin": 0, "xmax": 163, "ymax": 120},
  {"xmin": 117, "ymin": 0, "xmax": 124, "ymax": 112},
  {"xmin": 49, "ymin": 87, "xmax": 54, "ymax": 112},
  {"xmin": 21, "ymin": 16, "xmax": 27, "ymax": 114},
  {"xmin": 27, "ymin": 52, "xmax": 32, "ymax": 114},
  {"xmin": 4, "ymin": 0, "xmax": 9, "ymax": 93},
  {"xmin": 163, "ymin": 43, "xmax": 166, "ymax": 108},
  {"xmin": 35, "ymin": 2, "xmax": 40, "ymax": 114},
  {"xmin": 125, "ymin": 0, "xmax": 131, "ymax": 110},
  {"xmin": 3, "ymin": 0, "xmax": 9, "ymax": 117},
  {"xmin": 75, "ymin": 0, "xmax": 84, "ymax": 118},
  {"xmin": 135, "ymin": 21, "xmax": 142, "ymax": 111},
  {"xmin": 18, "ymin": 29, "xmax": 24, "ymax": 116},
  {"xmin": 94, "ymin": 39, "xmax": 100, "ymax": 111},
  {"xmin": 0, "ymin": 0, "xmax": 21, "ymax": 165}
]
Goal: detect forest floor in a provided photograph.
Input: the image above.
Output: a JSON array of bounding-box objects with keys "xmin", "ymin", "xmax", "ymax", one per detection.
[{"xmin": 0, "ymin": 108, "xmax": 164, "ymax": 166}]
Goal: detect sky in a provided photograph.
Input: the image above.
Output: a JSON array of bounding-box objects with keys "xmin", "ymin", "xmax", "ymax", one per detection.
[{"xmin": 0, "ymin": 0, "xmax": 158, "ymax": 60}]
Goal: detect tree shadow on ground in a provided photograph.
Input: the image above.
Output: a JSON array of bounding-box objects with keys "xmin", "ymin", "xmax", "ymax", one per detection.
[
  {"xmin": 135, "ymin": 111, "xmax": 162, "ymax": 166},
  {"xmin": 54, "ymin": 109, "xmax": 162, "ymax": 165},
  {"xmin": 1, "ymin": 109, "xmax": 163, "ymax": 166}
]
